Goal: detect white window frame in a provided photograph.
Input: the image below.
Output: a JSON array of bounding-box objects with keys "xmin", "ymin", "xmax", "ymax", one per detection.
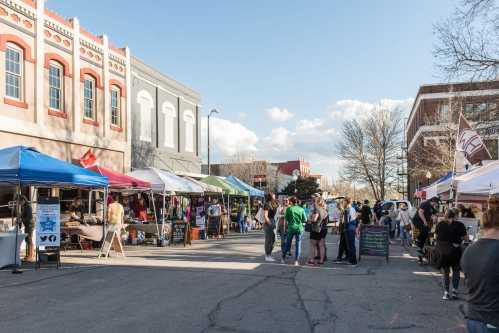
[
  {"xmin": 48, "ymin": 60, "xmax": 64, "ymax": 111},
  {"xmin": 137, "ymin": 90, "xmax": 153, "ymax": 142},
  {"xmin": 5, "ymin": 42, "xmax": 23, "ymax": 101},
  {"xmin": 183, "ymin": 109, "xmax": 195, "ymax": 153},
  {"xmin": 162, "ymin": 101, "xmax": 176, "ymax": 148},
  {"xmin": 83, "ymin": 75, "xmax": 96, "ymax": 120},
  {"xmin": 111, "ymin": 86, "xmax": 121, "ymax": 127}
]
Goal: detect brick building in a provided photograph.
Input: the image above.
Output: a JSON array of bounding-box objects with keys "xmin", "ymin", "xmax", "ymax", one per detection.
[
  {"xmin": 406, "ymin": 80, "xmax": 499, "ymax": 201},
  {"xmin": 272, "ymin": 159, "xmax": 311, "ymax": 178},
  {"xmin": 0, "ymin": 0, "xmax": 130, "ymax": 171}
]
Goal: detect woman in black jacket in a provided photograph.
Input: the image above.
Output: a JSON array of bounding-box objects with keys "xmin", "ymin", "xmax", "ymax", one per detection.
[{"xmin": 435, "ymin": 208, "xmax": 467, "ymax": 300}]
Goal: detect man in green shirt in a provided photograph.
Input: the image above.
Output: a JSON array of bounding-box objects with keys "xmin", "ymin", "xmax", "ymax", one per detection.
[{"xmin": 282, "ymin": 197, "xmax": 306, "ymax": 266}]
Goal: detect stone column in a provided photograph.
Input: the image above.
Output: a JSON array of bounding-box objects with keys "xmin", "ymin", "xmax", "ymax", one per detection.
[
  {"xmin": 125, "ymin": 46, "xmax": 132, "ymax": 172},
  {"xmin": 71, "ymin": 17, "xmax": 81, "ymax": 134},
  {"xmin": 102, "ymin": 34, "xmax": 110, "ymax": 137}
]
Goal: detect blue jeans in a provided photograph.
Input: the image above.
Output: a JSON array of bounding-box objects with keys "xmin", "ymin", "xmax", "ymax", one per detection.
[
  {"xmin": 467, "ymin": 319, "xmax": 499, "ymax": 333},
  {"xmin": 238, "ymin": 216, "xmax": 247, "ymax": 233},
  {"xmin": 283, "ymin": 231, "xmax": 303, "ymax": 261},
  {"xmin": 279, "ymin": 230, "xmax": 287, "ymax": 254},
  {"xmin": 399, "ymin": 225, "xmax": 409, "ymax": 246},
  {"xmin": 346, "ymin": 228, "xmax": 357, "ymax": 264}
]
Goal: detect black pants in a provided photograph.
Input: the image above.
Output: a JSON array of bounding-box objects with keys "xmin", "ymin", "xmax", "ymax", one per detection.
[
  {"xmin": 442, "ymin": 264, "xmax": 460, "ymax": 292},
  {"xmin": 337, "ymin": 231, "xmax": 349, "ymax": 260},
  {"xmin": 414, "ymin": 221, "xmax": 429, "ymax": 250}
]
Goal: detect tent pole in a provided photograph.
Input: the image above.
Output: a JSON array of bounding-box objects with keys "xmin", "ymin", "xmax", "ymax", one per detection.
[
  {"xmin": 88, "ymin": 190, "xmax": 92, "ymax": 215},
  {"xmin": 150, "ymin": 191, "xmax": 159, "ymax": 240},
  {"xmin": 11, "ymin": 185, "xmax": 22, "ymax": 274},
  {"xmin": 102, "ymin": 188, "xmax": 108, "ymax": 242}
]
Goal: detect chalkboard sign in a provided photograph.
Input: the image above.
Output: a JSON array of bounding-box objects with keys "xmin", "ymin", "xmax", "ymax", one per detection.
[
  {"xmin": 172, "ymin": 222, "xmax": 188, "ymax": 246},
  {"xmin": 98, "ymin": 229, "xmax": 124, "ymax": 258},
  {"xmin": 207, "ymin": 217, "xmax": 221, "ymax": 238},
  {"xmin": 359, "ymin": 225, "xmax": 389, "ymax": 262}
]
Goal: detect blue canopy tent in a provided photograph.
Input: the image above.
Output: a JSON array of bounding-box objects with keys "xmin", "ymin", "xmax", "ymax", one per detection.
[
  {"xmin": 225, "ymin": 175, "xmax": 265, "ymax": 197},
  {"xmin": 0, "ymin": 146, "xmax": 108, "ymax": 270},
  {"xmin": 0, "ymin": 146, "xmax": 108, "ymax": 187}
]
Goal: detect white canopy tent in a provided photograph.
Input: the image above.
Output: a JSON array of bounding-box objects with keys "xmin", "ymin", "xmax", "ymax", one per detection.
[
  {"xmin": 128, "ymin": 168, "xmax": 204, "ymax": 195},
  {"xmin": 455, "ymin": 160, "xmax": 499, "ymax": 196}
]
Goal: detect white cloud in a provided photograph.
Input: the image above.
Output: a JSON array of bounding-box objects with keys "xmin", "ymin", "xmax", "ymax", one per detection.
[
  {"xmin": 267, "ymin": 107, "xmax": 294, "ymax": 122},
  {"xmin": 268, "ymin": 127, "xmax": 293, "ymax": 151},
  {"xmin": 201, "ymin": 117, "xmax": 259, "ymax": 158},
  {"xmin": 329, "ymin": 98, "xmax": 414, "ymax": 121}
]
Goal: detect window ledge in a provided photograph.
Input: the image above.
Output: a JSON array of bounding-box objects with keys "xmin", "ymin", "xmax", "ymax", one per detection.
[
  {"xmin": 4, "ymin": 97, "xmax": 28, "ymax": 109},
  {"xmin": 83, "ymin": 118, "xmax": 99, "ymax": 127},
  {"xmin": 110, "ymin": 125, "xmax": 123, "ymax": 132},
  {"xmin": 48, "ymin": 108, "xmax": 67, "ymax": 119}
]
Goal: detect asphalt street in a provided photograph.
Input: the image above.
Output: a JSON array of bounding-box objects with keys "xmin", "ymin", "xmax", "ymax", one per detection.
[{"xmin": 0, "ymin": 232, "xmax": 466, "ymax": 333}]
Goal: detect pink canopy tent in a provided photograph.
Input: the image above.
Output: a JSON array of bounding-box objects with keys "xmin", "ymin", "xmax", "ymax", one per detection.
[{"xmin": 86, "ymin": 165, "xmax": 150, "ymax": 190}]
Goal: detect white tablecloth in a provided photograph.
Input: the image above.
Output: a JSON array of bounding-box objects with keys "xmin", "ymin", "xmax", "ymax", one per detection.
[{"xmin": 0, "ymin": 232, "xmax": 26, "ymax": 268}]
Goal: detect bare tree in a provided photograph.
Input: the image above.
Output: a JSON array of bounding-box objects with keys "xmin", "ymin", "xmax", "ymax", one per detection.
[
  {"xmin": 434, "ymin": 0, "xmax": 499, "ymax": 80},
  {"xmin": 337, "ymin": 105, "xmax": 403, "ymax": 201}
]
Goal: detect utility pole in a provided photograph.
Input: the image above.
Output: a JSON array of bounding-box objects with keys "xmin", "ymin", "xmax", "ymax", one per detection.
[{"xmin": 207, "ymin": 109, "xmax": 219, "ymax": 175}]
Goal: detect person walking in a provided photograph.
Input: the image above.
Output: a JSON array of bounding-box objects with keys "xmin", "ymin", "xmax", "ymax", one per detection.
[
  {"xmin": 276, "ymin": 197, "xmax": 290, "ymax": 258},
  {"xmin": 360, "ymin": 200, "xmax": 372, "ymax": 225},
  {"xmin": 373, "ymin": 200, "xmax": 383, "ymax": 224},
  {"xmin": 412, "ymin": 196, "xmax": 439, "ymax": 259},
  {"xmin": 336, "ymin": 198, "xmax": 350, "ymax": 263},
  {"xmin": 237, "ymin": 199, "xmax": 247, "ymax": 234},
  {"xmin": 282, "ymin": 196, "xmax": 306, "ymax": 266},
  {"xmin": 263, "ymin": 193, "xmax": 278, "ymax": 262},
  {"xmin": 108, "ymin": 194, "xmax": 125, "ymax": 231},
  {"xmin": 19, "ymin": 196, "xmax": 34, "ymax": 262},
  {"xmin": 207, "ymin": 198, "xmax": 222, "ymax": 239},
  {"xmin": 307, "ymin": 195, "xmax": 328, "ymax": 265},
  {"xmin": 435, "ymin": 208, "xmax": 467, "ymax": 300},
  {"xmin": 461, "ymin": 203, "xmax": 499, "ymax": 332},
  {"xmin": 397, "ymin": 203, "xmax": 411, "ymax": 248}
]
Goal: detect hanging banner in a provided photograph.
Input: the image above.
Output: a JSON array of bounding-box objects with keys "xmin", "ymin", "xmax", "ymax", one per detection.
[{"xmin": 36, "ymin": 197, "xmax": 60, "ymax": 247}]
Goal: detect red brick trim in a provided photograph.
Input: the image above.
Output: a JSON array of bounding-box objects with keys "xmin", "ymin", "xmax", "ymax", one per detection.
[
  {"xmin": 48, "ymin": 108, "xmax": 67, "ymax": 119},
  {"xmin": 109, "ymin": 79, "xmax": 126, "ymax": 98},
  {"xmin": 44, "ymin": 53, "xmax": 72, "ymax": 78},
  {"xmin": 80, "ymin": 68, "xmax": 103, "ymax": 89},
  {"xmin": 110, "ymin": 124, "xmax": 123, "ymax": 132},
  {"xmin": 44, "ymin": 8, "xmax": 72, "ymax": 28},
  {"xmin": 0, "ymin": 34, "xmax": 35, "ymax": 63},
  {"xmin": 83, "ymin": 118, "xmax": 99, "ymax": 127},
  {"xmin": 4, "ymin": 97, "xmax": 28, "ymax": 109}
]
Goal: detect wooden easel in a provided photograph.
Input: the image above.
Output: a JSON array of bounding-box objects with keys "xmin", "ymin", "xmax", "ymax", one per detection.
[{"xmin": 98, "ymin": 229, "xmax": 125, "ymax": 258}]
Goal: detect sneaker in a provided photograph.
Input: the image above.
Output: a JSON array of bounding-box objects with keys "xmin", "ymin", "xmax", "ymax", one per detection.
[
  {"xmin": 451, "ymin": 289, "xmax": 458, "ymax": 299},
  {"xmin": 294, "ymin": 260, "xmax": 299, "ymax": 266},
  {"xmin": 442, "ymin": 291, "xmax": 450, "ymax": 300},
  {"xmin": 280, "ymin": 258, "xmax": 285, "ymax": 264},
  {"xmin": 265, "ymin": 256, "xmax": 276, "ymax": 262}
]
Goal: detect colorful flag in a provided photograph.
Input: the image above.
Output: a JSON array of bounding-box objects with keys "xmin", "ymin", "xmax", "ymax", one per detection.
[
  {"xmin": 79, "ymin": 149, "xmax": 97, "ymax": 167},
  {"xmin": 457, "ymin": 113, "xmax": 491, "ymax": 165}
]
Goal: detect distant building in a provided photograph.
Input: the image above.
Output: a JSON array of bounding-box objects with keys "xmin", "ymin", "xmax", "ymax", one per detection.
[
  {"xmin": 309, "ymin": 174, "xmax": 330, "ymax": 190},
  {"xmin": 406, "ymin": 80, "xmax": 499, "ymax": 201},
  {"xmin": 130, "ymin": 57, "xmax": 201, "ymax": 173},
  {"xmin": 272, "ymin": 159, "xmax": 311, "ymax": 177}
]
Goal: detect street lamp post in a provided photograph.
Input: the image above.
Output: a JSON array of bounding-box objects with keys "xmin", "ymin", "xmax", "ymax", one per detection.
[
  {"xmin": 425, "ymin": 171, "xmax": 432, "ymax": 186},
  {"xmin": 207, "ymin": 109, "xmax": 219, "ymax": 176}
]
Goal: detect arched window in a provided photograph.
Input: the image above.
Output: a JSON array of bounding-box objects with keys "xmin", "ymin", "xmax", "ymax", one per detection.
[
  {"xmin": 48, "ymin": 60, "xmax": 64, "ymax": 111},
  {"xmin": 111, "ymin": 85, "xmax": 121, "ymax": 127},
  {"xmin": 5, "ymin": 42, "xmax": 23, "ymax": 100},
  {"xmin": 162, "ymin": 101, "xmax": 176, "ymax": 148},
  {"xmin": 137, "ymin": 90, "xmax": 153, "ymax": 142},
  {"xmin": 83, "ymin": 75, "xmax": 96, "ymax": 119},
  {"xmin": 183, "ymin": 109, "xmax": 195, "ymax": 153}
]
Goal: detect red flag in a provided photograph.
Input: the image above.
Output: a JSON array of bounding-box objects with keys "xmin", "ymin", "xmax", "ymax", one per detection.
[
  {"xmin": 80, "ymin": 149, "xmax": 97, "ymax": 167},
  {"xmin": 457, "ymin": 113, "xmax": 491, "ymax": 165}
]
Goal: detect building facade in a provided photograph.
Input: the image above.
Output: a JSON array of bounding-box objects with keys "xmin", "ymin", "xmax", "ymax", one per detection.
[
  {"xmin": 130, "ymin": 57, "xmax": 201, "ymax": 173},
  {"xmin": 0, "ymin": 0, "xmax": 130, "ymax": 171},
  {"xmin": 406, "ymin": 80, "xmax": 499, "ymax": 201},
  {"xmin": 272, "ymin": 159, "xmax": 311, "ymax": 177}
]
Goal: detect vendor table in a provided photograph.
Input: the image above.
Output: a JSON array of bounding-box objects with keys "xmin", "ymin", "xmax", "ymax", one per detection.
[
  {"xmin": 0, "ymin": 232, "xmax": 26, "ymax": 268},
  {"xmin": 127, "ymin": 223, "xmax": 172, "ymax": 238},
  {"xmin": 61, "ymin": 225, "xmax": 104, "ymax": 242}
]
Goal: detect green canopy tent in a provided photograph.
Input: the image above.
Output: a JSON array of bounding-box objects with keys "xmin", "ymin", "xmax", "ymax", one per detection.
[{"xmin": 201, "ymin": 176, "xmax": 248, "ymax": 233}]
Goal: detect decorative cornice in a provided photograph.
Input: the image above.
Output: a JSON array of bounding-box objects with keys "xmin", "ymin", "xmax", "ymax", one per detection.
[
  {"xmin": 109, "ymin": 53, "xmax": 126, "ymax": 65},
  {"xmin": 0, "ymin": 0, "xmax": 35, "ymax": 20},
  {"xmin": 44, "ymin": 19, "xmax": 73, "ymax": 39},
  {"xmin": 80, "ymin": 38, "xmax": 102, "ymax": 55}
]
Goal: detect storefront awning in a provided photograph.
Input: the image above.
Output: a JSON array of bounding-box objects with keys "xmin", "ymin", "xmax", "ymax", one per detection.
[
  {"xmin": 128, "ymin": 168, "xmax": 203, "ymax": 194},
  {"xmin": 0, "ymin": 146, "xmax": 108, "ymax": 188}
]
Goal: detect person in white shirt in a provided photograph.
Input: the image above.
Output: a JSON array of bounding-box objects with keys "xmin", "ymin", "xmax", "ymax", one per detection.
[{"xmin": 397, "ymin": 203, "xmax": 411, "ymax": 248}]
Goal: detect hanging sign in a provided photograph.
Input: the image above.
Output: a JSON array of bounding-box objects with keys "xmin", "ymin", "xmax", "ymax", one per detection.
[{"xmin": 36, "ymin": 197, "xmax": 60, "ymax": 247}]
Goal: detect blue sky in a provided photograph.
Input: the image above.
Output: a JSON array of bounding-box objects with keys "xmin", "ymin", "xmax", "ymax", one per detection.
[{"xmin": 50, "ymin": 0, "xmax": 456, "ymax": 178}]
